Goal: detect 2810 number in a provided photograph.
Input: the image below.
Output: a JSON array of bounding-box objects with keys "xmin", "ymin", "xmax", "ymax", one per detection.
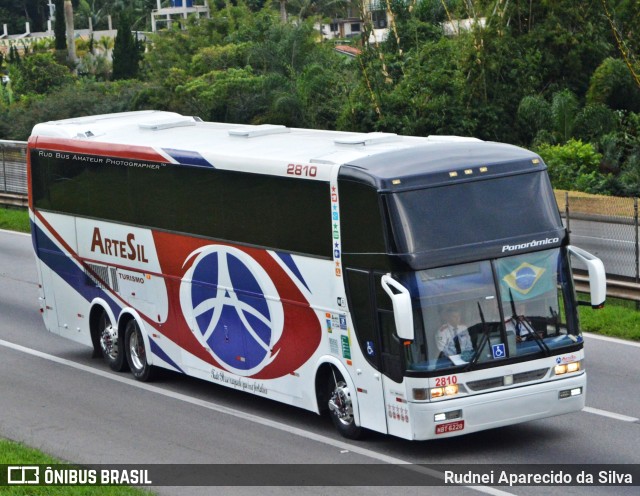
[
  {"xmin": 434, "ymin": 375, "xmax": 458, "ymax": 387},
  {"xmin": 287, "ymin": 164, "xmax": 317, "ymax": 177}
]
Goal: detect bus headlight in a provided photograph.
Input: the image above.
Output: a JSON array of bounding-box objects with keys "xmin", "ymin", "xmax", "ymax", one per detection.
[
  {"xmin": 554, "ymin": 360, "xmax": 581, "ymax": 376},
  {"xmin": 430, "ymin": 384, "xmax": 459, "ymax": 399}
]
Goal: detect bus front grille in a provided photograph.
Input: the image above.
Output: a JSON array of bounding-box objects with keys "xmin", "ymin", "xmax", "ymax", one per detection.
[{"xmin": 466, "ymin": 368, "xmax": 549, "ymax": 391}]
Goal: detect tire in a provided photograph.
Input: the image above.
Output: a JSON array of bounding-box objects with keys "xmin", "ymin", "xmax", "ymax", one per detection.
[
  {"xmin": 327, "ymin": 368, "xmax": 364, "ymax": 440},
  {"xmin": 124, "ymin": 319, "xmax": 154, "ymax": 382},
  {"xmin": 98, "ymin": 311, "xmax": 128, "ymax": 372}
]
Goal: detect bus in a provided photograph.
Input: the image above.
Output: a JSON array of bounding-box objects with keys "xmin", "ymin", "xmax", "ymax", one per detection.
[{"xmin": 28, "ymin": 111, "xmax": 605, "ymax": 441}]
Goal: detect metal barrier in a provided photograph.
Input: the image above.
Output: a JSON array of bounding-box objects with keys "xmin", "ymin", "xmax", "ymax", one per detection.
[
  {"xmin": 555, "ymin": 191, "xmax": 639, "ymax": 281},
  {"xmin": 0, "ymin": 140, "xmax": 28, "ymax": 207}
]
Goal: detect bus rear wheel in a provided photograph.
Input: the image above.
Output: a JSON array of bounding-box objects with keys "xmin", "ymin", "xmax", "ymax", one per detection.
[
  {"xmin": 98, "ymin": 311, "xmax": 127, "ymax": 372},
  {"xmin": 124, "ymin": 319, "xmax": 154, "ymax": 382},
  {"xmin": 327, "ymin": 370, "xmax": 363, "ymax": 440}
]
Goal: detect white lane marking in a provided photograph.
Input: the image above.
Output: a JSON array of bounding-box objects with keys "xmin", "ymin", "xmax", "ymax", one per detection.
[
  {"xmin": 0, "ymin": 338, "xmax": 515, "ymax": 496},
  {"xmin": 0, "ymin": 228, "xmax": 30, "ymax": 237},
  {"xmin": 582, "ymin": 407, "xmax": 639, "ymax": 423},
  {"xmin": 583, "ymin": 333, "xmax": 640, "ymax": 421},
  {"xmin": 584, "ymin": 332, "xmax": 640, "ymax": 348}
]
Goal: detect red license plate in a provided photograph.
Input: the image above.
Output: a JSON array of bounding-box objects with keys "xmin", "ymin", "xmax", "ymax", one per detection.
[{"xmin": 435, "ymin": 420, "xmax": 465, "ymax": 435}]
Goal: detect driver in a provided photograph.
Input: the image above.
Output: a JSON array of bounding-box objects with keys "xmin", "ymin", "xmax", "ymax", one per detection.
[{"xmin": 436, "ymin": 307, "xmax": 473, "ymax": 357}]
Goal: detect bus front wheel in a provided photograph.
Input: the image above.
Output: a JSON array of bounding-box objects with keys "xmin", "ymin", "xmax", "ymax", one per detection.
[
  {"xmin": 327, "ymin": 370, "xmax": 363, "ymax": 440},
  {"xmin": 98, "ymin": 312, "xmax": 127, "ymax": 372},
  {"xmin": 124, "ymin": 319, "xmax": 154, "ymax": 382}
]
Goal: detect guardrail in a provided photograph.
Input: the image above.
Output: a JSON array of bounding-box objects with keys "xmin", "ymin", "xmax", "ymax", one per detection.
[
  {"xmin": 0, "ymin": 140, "xmax": 27, "ymax": 206},
  {"xmin": 0, "ymin": 192, "xmax": 27, "ymax": 208},
  {"xmin": 574, "ymin": 274, "xmax": 640, "ymax": 303}
]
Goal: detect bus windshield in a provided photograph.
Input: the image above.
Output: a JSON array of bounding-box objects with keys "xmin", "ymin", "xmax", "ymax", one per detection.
[
  {"xmin": 387, "ymin": 171, "xmax": 562, "ymax": 254},
  {"xmin": 396, "ymin": 248, "xmax": 580, "ymax": 373}
]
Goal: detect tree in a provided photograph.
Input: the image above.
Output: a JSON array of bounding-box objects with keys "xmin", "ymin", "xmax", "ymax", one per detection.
[
  {"xmin": 551, "ymin": 89, "xmax": 580, "ymax": 144},
  {"xmin": 54, "ymin": 0, "xmax": 67, "ymax": 50},
  {"xmin": 587, "ymin": 57, "xmax": 640, "ymax": 112},
  {"xmin": 112, "ymin": 12, "xmax": 141, "ymax": 80},
  {"xmin": 517, "ymin": 95, "xmax": 553, "ymax": 146},
  {"xmin": 537, "ymin": 139, "xmax": 609, "ymax": 193},
  {"xmin": 0, "ymin": 1, "xmax": 48, "ymax": 34},
  {"xmin": 9, "ymin": 52, "xmax": 73, "ymax": 96}
]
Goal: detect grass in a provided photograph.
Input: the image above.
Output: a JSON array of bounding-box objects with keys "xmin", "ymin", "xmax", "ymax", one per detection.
[
  {"xmin": 578, "ymin": 296, "xmax": 640, "ymax": 341},
  {"xmin": 0, "ymin": 439, "xmax": 152, "ymax": 495},
  {"xmin": 0, "ymin": 206, "xmax": 29, "ymax": 233}
]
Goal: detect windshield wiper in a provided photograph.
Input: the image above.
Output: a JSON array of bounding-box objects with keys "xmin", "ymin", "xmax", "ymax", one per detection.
[
  {"xmin": 508, "ymin": 289, "xmax": 550, "ymax": 356},
  {"xmin": 522, "ymin": 313, "xmax": 551, "ymax": 356},
  {"xmin": 464, "ymin": 302, "xmax": 490, "ymax": 372}
]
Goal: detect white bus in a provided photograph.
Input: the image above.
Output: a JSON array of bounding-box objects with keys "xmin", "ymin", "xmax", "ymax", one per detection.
[{"xmin": 28, "ymin": 111, "xmax": 605, "ymax": 440}]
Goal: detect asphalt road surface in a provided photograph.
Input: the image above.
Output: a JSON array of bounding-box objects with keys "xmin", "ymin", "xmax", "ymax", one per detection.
[
  {"xmin": 567, "ymin": 218, "xmax": 638, "ymax": 279},
  {"xmin": 1, "ymin": 229, "xmax": 638, "ymax": 496}
]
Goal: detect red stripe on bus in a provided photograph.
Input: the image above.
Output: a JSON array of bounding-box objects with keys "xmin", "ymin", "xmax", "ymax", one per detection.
[{"xmin": 31, "ymin": 137, "xmax": 170, "ymax": 163}]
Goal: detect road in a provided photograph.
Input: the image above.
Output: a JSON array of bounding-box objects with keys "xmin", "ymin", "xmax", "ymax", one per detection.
[
  {"xmin": 1, "ymin": 229, "xmax": 639, "ymax": 496},
  {"xmin": 567, "ymin": 218, "xmax": 638, "ymax": 279}
]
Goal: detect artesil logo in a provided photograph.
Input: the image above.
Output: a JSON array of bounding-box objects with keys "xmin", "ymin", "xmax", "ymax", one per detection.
[{"xmin": 179, "ymin": 245, "xmax": 284, "ymax": 376}]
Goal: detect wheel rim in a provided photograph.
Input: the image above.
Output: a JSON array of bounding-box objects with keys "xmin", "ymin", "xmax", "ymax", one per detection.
[
  {"xmin": 129, "ymin": 324, "xmax": 146, "ymax": 371},
  {"xmin": 99, "ymin": 314, "xmax": 118, "ymax": 361},
  {"xmin": 328, "ymin": 381, "xmax": 354, "ymax": 426}
]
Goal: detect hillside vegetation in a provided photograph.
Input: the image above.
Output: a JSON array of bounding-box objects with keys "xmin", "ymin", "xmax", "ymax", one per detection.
[{"xmin": 1, "ymin": 1, "xmax": 640, "ymax": 196}]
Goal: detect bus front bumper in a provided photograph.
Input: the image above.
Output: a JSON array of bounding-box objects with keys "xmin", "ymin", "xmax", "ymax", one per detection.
[{"xmin": 407, "ymin": 373, "xmax": 586, "ymax": 441}]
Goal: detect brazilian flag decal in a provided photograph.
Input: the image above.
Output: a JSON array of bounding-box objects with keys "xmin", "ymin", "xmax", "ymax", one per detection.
[
  {"xmin": 497, "ymin": 250, "xmax": 558, "ymax": 300},
  {"xmin": 502, "ymin": 262, "xmax": 545, "ymax": 295}
]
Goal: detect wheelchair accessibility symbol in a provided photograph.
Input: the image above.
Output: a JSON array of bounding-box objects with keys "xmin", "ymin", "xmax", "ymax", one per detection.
[{"xmin": 492, "ymin": 343, "xmax": 506, "ymax": 359}]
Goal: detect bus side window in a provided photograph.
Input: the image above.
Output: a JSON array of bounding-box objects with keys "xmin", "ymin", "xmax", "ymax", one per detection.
[{"xmin": 345, "ymin": 269, "xmax": 381, "ymax": 371}]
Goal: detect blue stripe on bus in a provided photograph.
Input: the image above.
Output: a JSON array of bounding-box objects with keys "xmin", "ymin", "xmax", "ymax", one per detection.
[
  {"xmin": 275, "ymin": 252, "xmax": 310, "ymax": 293},
  {"xmin": 33, "ymin": 222, "xmax": 121, "ymax": 317},
  {"xmin": 149, "ymin": 338, "xmax": 184, "ymax": 373},
  {"xmin": 163, "ymin": 148, "xmax": 214, "ymax": 168}
]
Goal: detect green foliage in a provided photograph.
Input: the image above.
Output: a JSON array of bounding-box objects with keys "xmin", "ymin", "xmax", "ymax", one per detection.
[
  {"xmin": 537, "ymin": 139, "xmax": 610, "ymax": 193},
  {"xmin": 0, "ymin": 80, "xmax": 143, "ymax": 140},
  {"xmin": 8, "ymin": 52, "xmax": 73, "ymax": 96},
  {"xmin": 551, "ymin": 89, "xmax": 579, "ymax": 144},
  {"xmin": 78, "ymin": 52, "xmax": 112, "ymax": 80},
  {"xmin": 54, "ymin": 0, "xmax": 67, "ymax": 50},
  {"xmin": 0, "ymin": 82, "xmax": 14, "ymax": 108},
  {"xmin": 573, "ymin": 104, "xmax": 620, "ymax": 144},
  {"xmin": 1, "ymin": 0, "xmax": 640, "ymax": 199},
  {"xmin": 521, "ymin": 0, "xmax": 612, "ymax": 96},
  {"xmin": 587, "ymin": 57, "xmax": 640, "ymax": 113},
  {"xmin": 190, "ymin": 43, "xmax": 253, "ymax": 74},
  {"xmin": 375, "ymin": 38, "xmax": 475, "ymax": 136},
  {"xmin": 112, "ymin": 11, "xmax": 142, "ymax": 80},
  {"xmin": 616, "ymin": 113, "xmax": 640, "ymax": 195},
  {"xmin": 176, "ymin": 67, "xmax": 273, "ymax": 123},
  {"xmin": 517, "ymin": 95, "xmax": 552, "ymax": 146}
]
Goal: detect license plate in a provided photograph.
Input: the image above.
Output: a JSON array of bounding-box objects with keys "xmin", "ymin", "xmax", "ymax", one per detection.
[{"xmin": 435, "ymin": 420, "xmax": 465, "ymax": 435}]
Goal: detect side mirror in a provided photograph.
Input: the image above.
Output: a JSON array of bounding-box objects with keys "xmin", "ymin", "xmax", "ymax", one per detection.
[
  {"xmin": 381, "ymin": 274, "xmax": 415, "ymax": 341},
  {"xmin": 568, "ymin": 245, "xmax": 606, "ymax": 309}
]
